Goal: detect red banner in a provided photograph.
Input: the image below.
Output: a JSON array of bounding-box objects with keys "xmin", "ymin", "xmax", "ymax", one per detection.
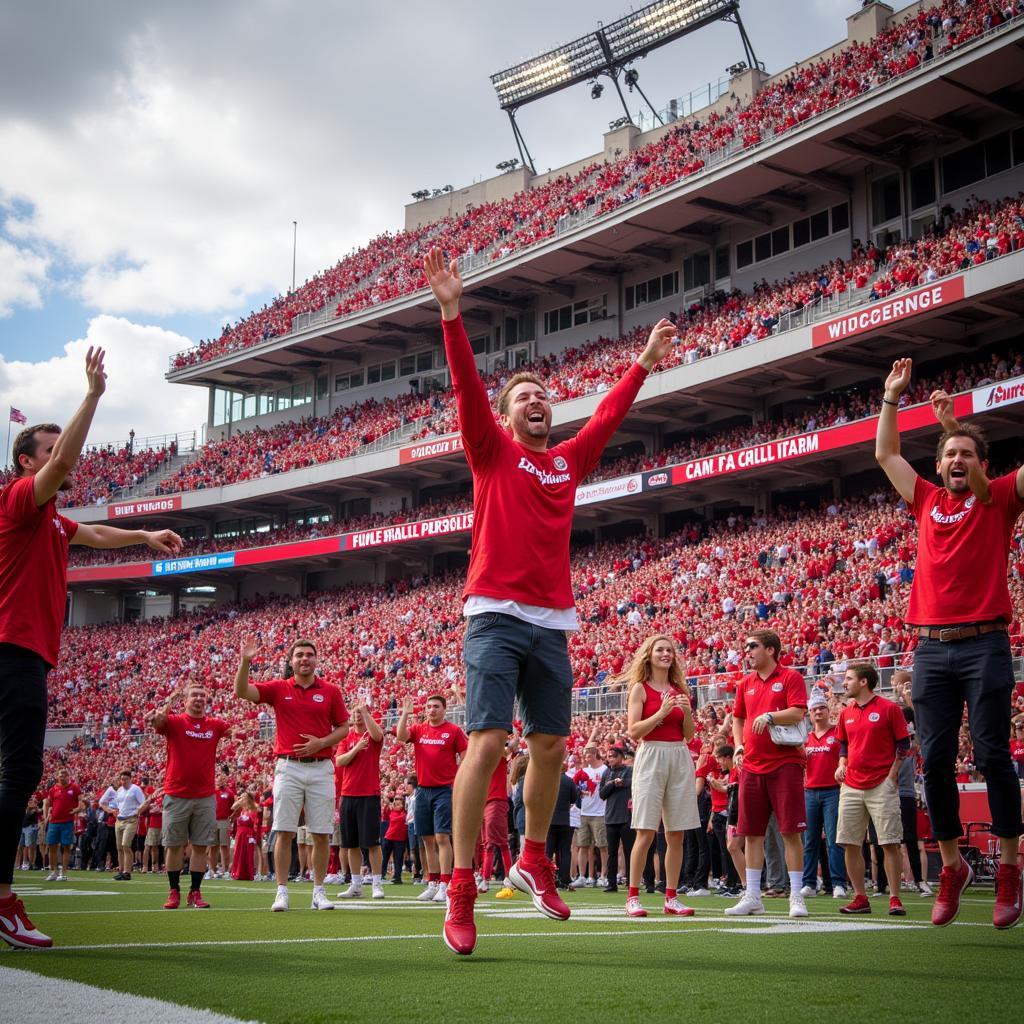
[
  {"xmin": 811, "ymin": 276, "xmax": 965, "ymax": 348},
  {"xmin": 107, "ymin": 495, "xmax": 182, "ymax": 519},
  {"xmin": 341, "ymin": 512, "xmax": 474, "ymax": 551},
  {"xmin": 398, "ymin": 435, "xmax": 464, "ymax": 465},
  {"xmin": 67, "ymin": 562, "xmax": 153, "ymax": 582}
]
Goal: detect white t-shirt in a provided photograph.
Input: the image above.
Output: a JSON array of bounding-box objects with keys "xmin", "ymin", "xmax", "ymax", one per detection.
[{"xmin": 578, "ymin": 765, "xmax": 607, "ymax": 817}]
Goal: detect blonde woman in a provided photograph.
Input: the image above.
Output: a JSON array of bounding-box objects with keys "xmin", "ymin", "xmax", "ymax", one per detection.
[{"xmin": 625, "ymin": 634, "xmax": 698, "ymax": 917}]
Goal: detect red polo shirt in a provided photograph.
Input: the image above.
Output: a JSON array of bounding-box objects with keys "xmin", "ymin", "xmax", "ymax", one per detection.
[
  {"xmin": 337, "ymin": 729, "xmax": 383, "ymax": 797},
  {"xmin": 696, "ymin": 762, "xmax": 729, "ymax": 813},
  {"xmin": 804, "ymin": 726, "xmax": 842, "ymax": 789},
  {"xmin": 156, "ymin": 713, "xmax": 231, "ymax": 798},
  {"xmin": 407, "ymin": 720, "xmax": 468, "ymax": 787},
  {"xmin": 46, "ymin": 783, "xmax": 82, "ymax": 823},
  {"xmin": 214, "ymin": 787, "xmax": 236, "ymax": 820},
  {"xmin": 733, "ymin": 665, "xmax": 808, "ymax": 775},
  {"xmin": 836, "ymin": 695, "xmax": 909, "ymax": 790},
  {"xmin": 254, "ymin": 678, "xmax": 349, "ymax": 760}
]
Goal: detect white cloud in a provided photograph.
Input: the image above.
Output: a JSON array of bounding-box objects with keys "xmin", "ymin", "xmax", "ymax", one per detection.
[
  {"xmin": 0, "ymin": 236, "xmax": 49, "ymax": 316},
  {"xmin": 0, "ymin": 315, "xmax": 206, "ymax": 447}
]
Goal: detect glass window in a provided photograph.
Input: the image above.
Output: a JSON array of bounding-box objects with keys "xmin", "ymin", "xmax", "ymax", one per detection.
[
  {"xmin": 417, "ymin": 351, "xmax": 433, "ymax": 373},
  {"xmin": 793, "ymin": 218, "xmax": 810, "ymax": 248},
  {"xmin": 316, "ymin": 375, "xmax": 328, "ymax": 400},
  {"xmin": 349, "ymin": 370, "xmax": 364, "ymax": 388},
  {"xmin": 470, "ymin": 334, "xmax": 487, "ymax": 354},
  {"xmin": 736, "ymin": 240, "xmax": 753, "ymax": 269},
  {"xmin": 277, "ymin": 388, "xmax": 291, "ymax": 410},
  {"xmin": 871, "ymin": 174, "xmax": 901, "ymax": 225},
  {"xmin": 831, "ymin": 202, "xmax": 850, "ymax": 233},
  {"xmin": 335, "ymin": 375, "xmax": 349, "ymax": 392},
  {"xmin": 1014, "ymin": 127, "xmax": 1024, "ymax": 166},
  {"xmin": 754, "ymin": 232, "xmax": 771, "ymax": 263},
  {"xmin": 367, "ymin": 365, "xmax": 381, "ymax": 385},
  {"xmin": 624, "ymin": 285, "xmax": 635, "ymax": 311},
  {"xmin": 662, "ymin": 272, "xmax": 678, "ymax": 296},
  {"xmin": 230, "ymin": 394, "xmax": 243, "ymax": 422},
  {"xmin": 647, "ymin": 277, "xmax": 662, "ymax": 303},
  {"xmin": 400, "ymin": 355, "xmax": 415, "ymax": 376},
  {"xmin": 771, "ymin": 227, "xmax": 790, "ymax": 256},
  {"xmin": 558, "ymin": 306, "xmax": 571, "ymax": 332},
  {"xmin": 909, "ymin": 162, "xmax": 935, "ymax": 210},
  {"xmin": 810, "ymin": 209, "xmax": 830, "ymax": 240},
  {"xmin": 714, "ymin": 245, "xmax": 729, "ymax": 280},
  {"xmin": 258, "ymin": 393, "xmax": 272, "ymax": 415},
  {"xmin": 243, "ymin": 394, "xmax": 256, "ymax": 419},
  {"xmin": 683, "ymin": 252, "xmax": 710, "ymax": 290},
  {"xmin": 985, "ymin": 133, "xmax": 1012, "ymax": 176},
  {"xmin": 381, "ymin": 362, "xmax": 396, "ymax": 382},
  {"xmin": 941, "ymin": 142, "xmax": 984, "ymax": 194}
]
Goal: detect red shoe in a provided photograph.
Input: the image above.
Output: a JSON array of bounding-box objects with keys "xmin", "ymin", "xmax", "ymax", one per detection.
[
  {"xmin": 163, "ymin": 888, "xmax": 181, "ymax": 910},
  {"xmin": 442, "ymin": 880, "xmax": 477, "ymax": 955},
  {"xmin": 839, "ymin": 894, "xmax": 871, "ymax": 915},
  {"xmin": 187, "ymin": 890, "xmax": 211, "ymax": 909},
  {"xmin": 509, "ymin": 857, "xmax": 571, "ymax": 921},
  {"xmin": 932, "ymin": 857, "xmax": 972, "ymax": 927},
  {"xmin": 993, "ymin": 864, "xmax": 1023, "ymax": 930},
  {"xmin": 0, "ymin": 895, "xmax": 53, "ymax": 949},
  {"xmin": 663, "ymin": 897, "xmax": 695, "ymax": 917},
  {"xmin": 888, "ymin": 897, "xmax": 906, "ymax": 917}
]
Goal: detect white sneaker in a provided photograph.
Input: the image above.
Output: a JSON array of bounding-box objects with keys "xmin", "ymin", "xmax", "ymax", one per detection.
[
  {"xmin": 432, "ymin": 881, "xmax": 448, "ymax": 903},
  {"xmin": 311, "ymin": 888, "xmax": 335, "ymax": 910},
  {"xmin": 503, "ymin": 876, "xmax": 512, "ymax": 888},
  {"xmin": 799, "ymin": 885, "xmax": 817, "ymax": 898},
  {"xmin": 325, "ymin": 873, "xmax": 342, "ymax": 886},
  {"xmin": 725, "ymin": 891, "xmax": 765, "ymax": 916},
  {"xmin": 626, "ymin": 896, "xmax": 648, "ymax": 918},
  {"xmin": 204, "ymin": 869, "xmax": 213, "ymax": 880},
  {"xmin": 568, "ymin": 876, "xmax": 584, "ymax": 889},
  {"xmin": 371, "ymin": 881, "xmax": 385, "ymax": 899},
  {"xmin": 583, "ymin": 877, "xmax": 595, "ymax": 888},
  {"xmin": 832, "ymin": 885, "xmax": 847, "ymax": 899},
  {"xmin": 46, "ymin": 871, "xmax": 59, "ymax": 882},
  {"xmin": 337, "ymin": 883, "xmax": 364, "ymax": 899},
  {"xmin": 271, "ymin": 888, "xmax": 289, "ymax": 912},
  {"xmin": 56, "ymin": 871, "xmax": 66, "ymax": 882},
  {"xmin": 477, "ymin": 879, "xmax": 489, "ymax": 894},
  {"xmin": 20, "ymin": 862, "xmax": 29, "ymax": 871},
  {"xmin": 417, "ymin": 881, "xmax": 439, "ymax": 902},
  {"xmin": 597, "ymin": 876, "xmax": 608, "ymax": 888},
  {"xmin": 688, "ymin": 888, "xmax": 711, "ymax": 897},
  {"xmin": 789, "ymin": 892, "xmax": 809, "ymax": 918},
  {"xmin": 918, "ymin": 881, "xmax": 933, "ymax": 897}
]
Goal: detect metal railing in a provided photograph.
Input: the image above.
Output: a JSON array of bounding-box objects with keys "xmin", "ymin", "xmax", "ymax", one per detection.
[{"xmin": 167, "ymin": 13, "xmax": 1023, "ymax": 372}]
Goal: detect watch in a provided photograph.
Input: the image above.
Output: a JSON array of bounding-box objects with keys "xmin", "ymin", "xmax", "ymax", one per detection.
[{"xmin": 765, "ymin": 713, "xmax": 775, "ymax": 727}]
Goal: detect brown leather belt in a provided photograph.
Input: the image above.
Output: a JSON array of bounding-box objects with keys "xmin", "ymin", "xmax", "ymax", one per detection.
[
  {"xmin": 277, "ymin": 755, "xmax": 320, "ymax": 763},
  {"xmin": 917, "ymin": 622, "xmax": 1007, "ymax": 642}
]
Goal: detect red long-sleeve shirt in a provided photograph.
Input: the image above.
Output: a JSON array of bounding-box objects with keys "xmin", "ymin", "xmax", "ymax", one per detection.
[{"xmin": 442, "ymin": 314, "xmax": 648, "ymax": 610}]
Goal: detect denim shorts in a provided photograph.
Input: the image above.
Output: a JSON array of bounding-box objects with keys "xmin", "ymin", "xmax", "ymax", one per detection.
[
  {"xmin": 413, "ymin": 785, "xmax": 453, "ymax": 838},
  {"xmin": 462, "ymin": 612, "xmax": 573, "ymax": 736},
  {"xmin": 46, "ymin": 821, "xmax": 75, "ymax": 847}
]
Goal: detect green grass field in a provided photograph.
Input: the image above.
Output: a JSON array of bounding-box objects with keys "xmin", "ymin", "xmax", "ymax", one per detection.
[{"xmin": 3, "ymin": 873, "xmax": 1021, "ymax": 1023}]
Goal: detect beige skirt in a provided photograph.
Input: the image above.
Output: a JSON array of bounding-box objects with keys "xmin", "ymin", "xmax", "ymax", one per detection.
[{"xmin": 630, "ymin": 740, "xmax": 699, "ymax": 832}]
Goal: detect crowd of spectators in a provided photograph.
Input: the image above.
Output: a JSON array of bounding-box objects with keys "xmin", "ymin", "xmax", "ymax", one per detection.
[
  {"xmin": 44, "ymin": 486, "xmax": 1024, "ymax": 803},
  {"xmin": 68, "ymin": 342, "xmax": 1022, "ymax": 568},
  {"xmin": 170, "ymin": 1, "xmax": 1017, "ymax": 370}
]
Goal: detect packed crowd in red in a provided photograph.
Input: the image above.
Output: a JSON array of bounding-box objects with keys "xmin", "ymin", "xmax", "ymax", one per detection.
[
  {"xmin": 170, "ymin": 0, "xmax": 1014, "ymax": 370},
  {"xmin": 130, "ymin": 192, "xmax": 1024, "ymax": 506},
  {"xmin": 67, "ymin": 341, "xmax": 1022, "ymax": 568},
  {"xmin": 43, "ymin": 487, "xmax": 1024, "ymax": 802}
]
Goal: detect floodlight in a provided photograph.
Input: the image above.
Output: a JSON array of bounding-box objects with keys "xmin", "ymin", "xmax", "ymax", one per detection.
[
  {"xmin": 591, "ymin": 82, "xmax": 604, "ymax": 100},
  {"xmin": 491, "ymin": 31, "xmax": 607, "ymax": 108},
  {"xmin": 602, "ymin": 0, "xmax": 737, "ymax": 62}
]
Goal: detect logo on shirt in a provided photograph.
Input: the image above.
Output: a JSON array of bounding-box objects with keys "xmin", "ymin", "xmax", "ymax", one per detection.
[
  {"xmin": 929, "ymin": 494, "xmax": 975, "ymax": 526},
  {"xmin": 517, "ymin": 456, "xmax": 570, "ymax": 486},
  {"xmin": 826, "ymin": 736, "xmax": 836, "ymax": 745},
  {"xmin": 553, "ymin": 456, "xmax": 568, "ymax": 472},
  {"xmin": 868, "ymin": 712, "xmax": 881, "ymax": 723},
  {"xmin": 185, "ymin": 728, "xmax": 215, "ymax": 740},
  {"xmin": 52, "ymin": 517, "xmax": 67, "ymax": 538},
  {"xmin": 772, "ymin": 682, "xmax": 784, "ymax": 692},
  {"xmin": 747, "ymin": 688, "xmax": 756, "ymax": 696},
  {"xmin": 312, "ymin": 694, "xmax": 325, "ymax": 703}
]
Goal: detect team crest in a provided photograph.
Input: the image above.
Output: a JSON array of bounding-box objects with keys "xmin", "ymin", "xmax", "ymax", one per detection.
[
  {"xmin": 771, "ymin": 682, "xmax": 784, "ymax": 692},
  {"xmin": 553, "ymin": 456, "xmax": 567, "ymax": 471},
  {"xmin": 868, "ymin": 711, "xmax": 880, "ymax": 722},
  {"xmin": 312, "ymin": 693, "xmax": 325, "ymax": 703}
]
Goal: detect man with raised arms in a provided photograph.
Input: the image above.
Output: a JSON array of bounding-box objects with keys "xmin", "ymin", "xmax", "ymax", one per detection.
[{"xmin": 422, "ymin": 246, "xmax": 678, "ymax": 955}]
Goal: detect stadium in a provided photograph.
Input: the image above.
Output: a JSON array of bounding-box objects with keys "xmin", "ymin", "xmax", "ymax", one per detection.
[{"xmin": 2, "ymin": 1, "xmax": 1024, "ymax": 1020}]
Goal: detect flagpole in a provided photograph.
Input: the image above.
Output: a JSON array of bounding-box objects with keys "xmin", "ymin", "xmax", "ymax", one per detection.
[{"xmin": 5, "ymin": 408, "xmax": 11, "ymax": 472}]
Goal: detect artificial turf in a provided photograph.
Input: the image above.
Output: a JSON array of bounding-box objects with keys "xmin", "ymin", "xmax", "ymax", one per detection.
[{"xmin": 3, "ymin": 873, "xmax": 1020, "ymax": 1023}]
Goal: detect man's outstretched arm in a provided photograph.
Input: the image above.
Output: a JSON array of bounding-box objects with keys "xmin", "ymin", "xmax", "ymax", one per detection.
[{"xmin": 875, "ymin": 357, "xmax": 917, "ymax": 504}]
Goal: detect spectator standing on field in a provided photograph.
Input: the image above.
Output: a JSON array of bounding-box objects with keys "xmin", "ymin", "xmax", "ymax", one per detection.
[{"xmin": 600, "ymin": 746, "xmax": 633, "ymax": 894}]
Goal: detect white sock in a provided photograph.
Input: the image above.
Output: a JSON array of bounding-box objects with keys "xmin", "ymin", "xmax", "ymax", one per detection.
[
  {"xmin": 746, "ymin": 868, "xmax": 762, "ymax": 895},
  {"xmin": 313, "ymin": 884, "xmax": 325, "ymax": 894},
  {"xmin": 789, "ymin": 871, "xmax": 803, "ymax": 895},
  {"xmin": 277, "ymin": 884, "xmax": 288, "ymax": 893},
  {"xmin": 372, "ymin": 874, "xmax": 381, "ymax": 885}
]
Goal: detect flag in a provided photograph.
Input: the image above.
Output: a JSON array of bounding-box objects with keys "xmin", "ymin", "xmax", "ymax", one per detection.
[{"xmin": 9, "ymin": 407, "xmax": 27, "ymax": 425}]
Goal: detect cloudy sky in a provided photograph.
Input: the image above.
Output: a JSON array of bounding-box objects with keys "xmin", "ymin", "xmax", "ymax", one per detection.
[{"xmin": 0, "ymin": 0, "xmax": 853, "ymax": 451}]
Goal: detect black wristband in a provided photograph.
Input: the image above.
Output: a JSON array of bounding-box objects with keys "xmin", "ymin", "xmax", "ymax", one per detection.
[{"xmin": 881, "ymin": 397, "xmax": 898, "ymax": 407}]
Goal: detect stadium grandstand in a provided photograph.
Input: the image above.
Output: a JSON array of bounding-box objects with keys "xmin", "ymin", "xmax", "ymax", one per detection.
[{"xmin": 11, "ymin": 1, "xmax": 1023, "ymax": 1004}]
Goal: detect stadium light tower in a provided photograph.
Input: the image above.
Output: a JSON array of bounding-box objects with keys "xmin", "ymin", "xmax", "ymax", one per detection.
[{"xmin": 490, "ymin": 0, "xmax": 760, "ymax": 172}]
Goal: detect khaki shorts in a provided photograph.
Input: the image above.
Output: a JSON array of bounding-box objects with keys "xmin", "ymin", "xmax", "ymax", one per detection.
[
  {"xmin": 272, "ymin": 758, "xmax": 335, "ymax": 834},
  {"xmin": 216, "ymin": 820, "xmax": 231, "ymax": 847},
  {"xmin": 144, "ymin": 828, "xmax": 163, "ymax": 848},
  {"xmin": 296, "ymin": 826, "xmax": 315, "ymax": 847},
  {"xmin": 114, "ymin": 817, "xmax": 138, "ymax": 849},
  {"xmin": 631, "ymin": 741, "xmax": 700, "ymax": 833},
  {"xmin": 574, "ymin": 815, "xmax": 607, "ymax": 848},
  {"xmin": 162, "ymin": 795, "xmax": 217, "ymax": 848},
  {"xmin": 331, "ymin": 822, "xmax": 342, "ymax": 846},
  {"xmin": 836, "ymin": 779, "xmax": 903, "ymax": 846}
]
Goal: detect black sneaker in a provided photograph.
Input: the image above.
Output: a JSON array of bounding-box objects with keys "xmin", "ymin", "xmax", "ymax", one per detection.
[
  {"xmin": 654, "ymin": 881, "xmax": 666, "ymax": 894},
  {"xmin": 603, "ymin": 885, "xmax": 618, "ymax": 893},
  {"xmin": 113, "ymin": 872, "xmax": 126, "ymax": 880}
]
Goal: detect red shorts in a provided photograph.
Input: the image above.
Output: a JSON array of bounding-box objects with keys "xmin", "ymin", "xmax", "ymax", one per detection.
[
  {"xmin": 482, "ymin": 797, "xmax": 509, "ymax": 847},
  {"xmin": 736, "ymin": 763, "xmax": 806, "ymax": 836}
]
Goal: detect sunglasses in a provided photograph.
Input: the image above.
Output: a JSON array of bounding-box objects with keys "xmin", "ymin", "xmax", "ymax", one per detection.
[{"xmin": 744, "ymin": 642, "xmax": 762, "ymax": 651}]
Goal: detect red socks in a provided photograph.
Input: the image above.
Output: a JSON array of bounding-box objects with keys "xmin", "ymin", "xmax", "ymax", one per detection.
[
  {"xmin": 440, "ymin": 873, "xmax": 452, "ymax": 885},
  {"xmin": 451, "ymin": 867, "xmax": 474, "ymax": 884},
  {"xmin": 666, "ymin": 888, "xmax": 677, "ymax": 901},
  {"xmin": 628, "ymin": 886, "xmax": 640, "ymax": 898},
  {"xmin": 429, "ymin": 872, "xmax": 440, "ymax": 883},
  {"xmin": 522, "ymin": 838, "xmax": 546, "ymax": 864}
]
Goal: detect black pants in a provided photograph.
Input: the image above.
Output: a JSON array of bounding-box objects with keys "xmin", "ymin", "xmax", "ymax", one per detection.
[
  {"xmin": 0, "ymin": 644, "xmax": 48, "ymax": 886},
  {"xmin": 546, "ymin": 825, "xmax": 573, "ymax": 887},
  {"xmin": 381, "ymin": 838, "xmax": 406, "ymax": 881},
  {"xmin": 604, "ymin": 821, "xmax": 634, "ymax": 886},
  {"xmin": 712, "ymin": 812, "xmax": 740, "ymax": 888},
  {"xmin": 900, "ymin": 795, "xmax": 923, "ymax": 885},
  {"xmin": 913, "ymin": 632, "xmax": 1023, "ymax": 839},
  {"xmin": 643, "ymin": 830, "xmax": 667, "ymax": 888}
]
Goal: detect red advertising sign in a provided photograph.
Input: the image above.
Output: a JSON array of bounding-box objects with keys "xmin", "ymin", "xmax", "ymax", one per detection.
[
  {"xmin": 811, "ymin": 276, "xmax": 965, "ymax": 348},
  {"xmin": 342, "ymin": 512, "xmax": 474, "ymax": 551},
  {"xmin": 971, "ymin": 376, "xmax": 1024, "ymax": 413},
  {"xmin": 398, "ymin": 435, "xmax": 465, "ymax": 465},
  {"xmin": 67, "ymin": 562, "xmax": 153, "ymax": 582},
  {"xmin": 234, "ymin": 536, "xmax": 341, "ymax": 566},
  {"xmin": 107, "ymin": 495, "xmax": 182, "ymax": 519}
]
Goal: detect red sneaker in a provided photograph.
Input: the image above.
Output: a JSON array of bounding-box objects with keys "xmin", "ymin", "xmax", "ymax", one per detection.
[
  {"xmin": 187, "ymin": 890, "xmax": 211, "ymax": 909},
  {"xmin": 993, "ymin": 864, "xmax": 1023, "ymax": 930},
  {"xmin": 839, "ymin": 894, "xmax": 871, "ymax": 915},
  {"xmin": 509, "ymin": 857, "xmax": 571, "ymax": 921},
  {"xmin": 932, "ymin": 857, "xmax": 972, "ymax": 927},
  {"xmin": 442, "ymin": 880, "xmax": 477, "ymax": 955},
  {"xmin": 163, "ymin": 888, "xmax": 181, "ymax": 910},
  {"xmin": 0, "ymin": 896, "xmax": 53, "ymax": 949},
  {"xmin": 888, "ymin": 897, "xmax": 906, "ymax": 917}
]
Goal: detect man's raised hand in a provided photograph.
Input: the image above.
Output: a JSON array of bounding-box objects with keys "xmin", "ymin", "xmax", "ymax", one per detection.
[
  {"xmin": 423, "ymin": 247, "xmax": 462, "ymax": 320},
  {"xmin": 929, "ymin": 389, "xmax": 957, "ymax": 430},
  {"xmin": 883, "ymin": 357, "xmax": 912, "ymax": 399},
  {"xmin": 240, "ymin": 637, "xmax": 259, "ymax": 661},
  {"xmin": 85, "ymin": 346, "xmax": 107, "ymax": 399},
  {"xmin": 144, "ymin": 529, "xmax": 184, "ymax": 556},
  {"xmin": 638, "ymin": 318, "xmax": 678, "ymax": 372}
]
